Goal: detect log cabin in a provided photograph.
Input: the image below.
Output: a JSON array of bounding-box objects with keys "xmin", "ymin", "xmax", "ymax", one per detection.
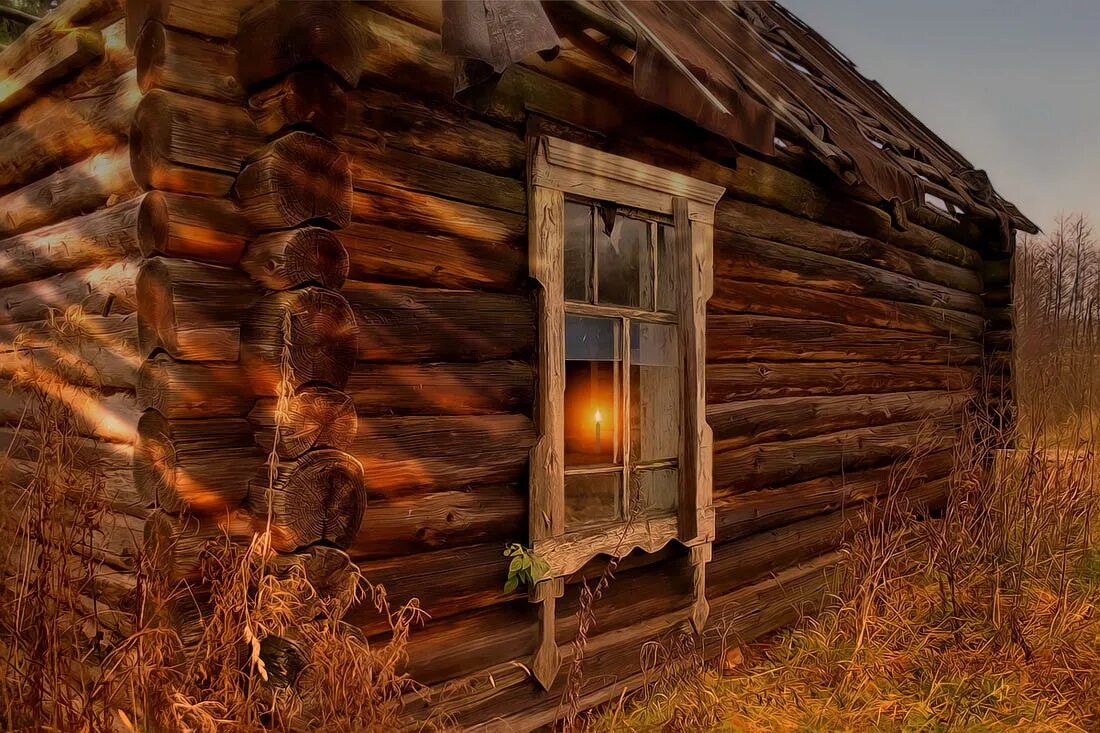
[{"xmin": 0, "ymin": 0, "xmax": 1034, "ymax": 729}]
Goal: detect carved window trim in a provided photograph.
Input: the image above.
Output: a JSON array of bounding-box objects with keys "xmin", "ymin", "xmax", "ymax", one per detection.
[{"xmin": 528, "ymin": 136, "xmax": 724, "ymax": 579}]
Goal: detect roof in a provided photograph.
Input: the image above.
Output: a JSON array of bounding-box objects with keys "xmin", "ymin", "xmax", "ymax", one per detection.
[{"xmin": 441, "ymin": 0, "xmax": 1036, "ymax": 237}]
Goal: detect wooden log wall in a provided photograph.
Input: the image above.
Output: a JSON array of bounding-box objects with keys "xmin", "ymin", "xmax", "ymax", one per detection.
[
  {"xmin": 0, "ymin": 0, "xmax": 145, "ymax": 653},
  {"xmin": 336, "ymin": 4, "xmax": 1003, "ymax": 729}
]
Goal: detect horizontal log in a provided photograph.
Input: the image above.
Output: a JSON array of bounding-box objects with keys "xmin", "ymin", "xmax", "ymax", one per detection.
[
  {"xmin": 349, "ymin": 483, "xmax": 526, "ymax": 559},
  {"xmin": 616, "ymin": 135, "xmax": 981, "ymax": 269},
  {"xmin": 0, "ymin": 260, "xmax": 137, "ymax": 325},
  {"xmin": 240, "ymin": 287, "xmax": 358, "ymax": 394},
  {"xmin": 714, "ymin": 415, "xmax": 958, "ymax": 492},
  {"xmin": 0, "ymin": 28, "xmax": 105, "ymax": 115},
  {"xmin": 349, "ymin": 414, "xmax": 535, "ymax": 497},
  {"xmin": 340, "ymin": 134, "xmax": 525, "ymax": 214},
  {"xmin": 133, "ymin": 409, "xmax": 260, "ymax": 514},
  {"xmin": 712, "ymin": 278, "xmax": 984, "ymax": 339},
  {"xmin": 340, "ymin": 220, "xmax": 526, "ymax": 292},
  {"xmin": 130, "ymin": 88, "xmax": 263, "ymax": 196},
  {"xmin": 0, "ymin": 70, "xmax": 137, "ymax": 191},
  {"xmin": 240, "ymin": 227, "xmax": 348, "ymax": 291},
  {"xmin": 135, "ymin": 20, "xmax": 242, "ymax": 103},
  {"xmin": 246, "ymin": 448, "xmax": 366, "ymax": 552},
  {"xmin": 709, "ymin": 390, "xmax": 973, "ymax": 451},
  {"xmin": 0, "ymin": 427, "xmax": 143, "ymax": 514},
  {"xmin": 345, "ymin": 360, "xmax": 534, "ymax": 416},
  {"xmin": 249, "ymin": 385, "xmax": 357, "ymax": 459},
  {"xmin": 708, "ymin": 315, "xmax": 982, "ymax": 364},
  {"xmin": 0, "ymin": 378, "xmax": 139, "ymax": 443},
  {"xmin": 715, "ymin": 198, "xmax": 981, "ymax": 293},
  {"xmin": 126, "ymin": 0, "xmax": 246, "ymax": 46},
  {"xmin": 715, "ymin": 231, "xmax": 984, "ymax": 314},
  {"xmin": 234, "ymin": 131, "xmax": 351, "ymax": 231},
  {"xmin": 344, "ymin": 281, "xmax": 534, "ymax": 363},
  {"xmin": 2, "ymin": 0, "xmax": 119, "ymax": 74},
  {"xmin": 136, "ymin": 257, "xmax": 259, "ymax": 361},
  {"xmin": 143, "ymin": 508, "xmax": 259, "ymax": 582},
  {"xmin": 136, "ymin": 353, "xmax": 253, "ymax": 417},
  {"xmin": 714, "ymin": 449, "xmax": 955, "ymax": 541},
  {"xmin": 343, "ymin": 85, "xmax": 526, "ymax": 177},
  {"xmin": 706, "ymin": 361, "xmax": 976, "ymax": 402},
  {"xmin": 236, "ymin": 0, "xmax": 372, "ymax": 89},
  {"xmin": 0, "ymin": 146, "xmax": 136, "ymax": 238},
  {"xmin": 0, "ymin": 192, "xmax": 144, "ymax": 290},
  {"xmin": 138, "ymin": 190, "xmax": 253, "ymax": 264},
  {"xmin": 248, "ymin": 66, "xmax": 347, "ymax": 138},
  {"xmin": 349, "ymin": 186, "xmax": 525, "ymax": 246},
  {"xmin": 0, "ymin": 313, "xmax": 140, "ymax": 389}
]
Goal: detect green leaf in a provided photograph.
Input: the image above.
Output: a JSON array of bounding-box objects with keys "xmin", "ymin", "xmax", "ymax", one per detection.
[
  {"xmin": 503, "ymin": 576, "xmax": 519, "ymax": 594},
  {"xmin": 508, "ymin": 556, "xmax": 523, "ymax": 573}
]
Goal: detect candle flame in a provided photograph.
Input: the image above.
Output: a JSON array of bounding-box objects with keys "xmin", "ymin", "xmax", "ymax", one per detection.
[{"xmin": 594, "ymin": 409, "xmax": 602, "ymax": 424}]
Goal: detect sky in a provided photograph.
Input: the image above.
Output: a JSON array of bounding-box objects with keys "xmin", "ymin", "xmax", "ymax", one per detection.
[{"xmin": 782, "ymin": 0, "xmax": 1100, "ymax": 234}]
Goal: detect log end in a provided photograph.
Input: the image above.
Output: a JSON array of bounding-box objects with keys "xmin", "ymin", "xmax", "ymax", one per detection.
[
  {"xmin": 133, "ymin": 408, "xmax": 175, "ymax": 510},
  {"xmin": 240, "ymin": 227, "xmax": 349, "ymax": 290}
]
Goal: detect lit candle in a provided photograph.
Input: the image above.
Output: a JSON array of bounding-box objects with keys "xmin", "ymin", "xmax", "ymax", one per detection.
[{"xmin": 594, "ymin": 409, "xmax": 602, "ymax": 453}]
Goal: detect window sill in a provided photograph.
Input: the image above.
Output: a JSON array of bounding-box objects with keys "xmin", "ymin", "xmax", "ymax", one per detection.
[{"xmin": 533, "ymin": 514, "xmax": 684, "ymax": 578}]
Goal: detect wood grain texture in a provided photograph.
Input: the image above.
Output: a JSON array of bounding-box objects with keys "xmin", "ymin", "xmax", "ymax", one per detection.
[
  {"xmin": 0, "ymin": 28, "xmax": 104, "ymax": 115},
  {"xmin": 135, "ymin": 20, "xmax": 242, "ymax": 103},
  {"xmin": 706, "ymin": 361, "xmax": 976, "ymax": 402},
  {"xmin": 249, "ymin": 385, "xmax": 357, "ymax": 459},
  {"xmin": 136, "ymin": 353, "xmax": 253, "ymax": 417},
  {"xmin": 0, "ymin": 260, "xmax": 137, "ymax": 325},
  {"xmin": 344, "ymin": 360, "xmax": 533, "ymax": 416},
  {"xmin": 249, "ymin": 67, "xmax": 347, "ymax": 138},
  {"xmin": 240, "ymin": 227, "xmax": 348, "ymax": 291},
  {"xmin": 138, "ymin": 190, "xmax": 253, "ymax": 264}
]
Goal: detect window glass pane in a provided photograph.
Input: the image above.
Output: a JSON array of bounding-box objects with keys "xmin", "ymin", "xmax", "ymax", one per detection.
[
  {"xmin": 597, "ymin": 213, "xmax": 652, "ymax": 309},
  {"xmin": 565, "ymin": 472, "xmax": 621, "ymax": 528},
  {"xmin": 630, "ymin": 467, "xmax": 679, "ymax": 518},
  {"xmin": 564, "ymin": 201, "xmax": 592, "ymax": 303},
  {"xmin": 565, "ymin": 315, "xmax": 621, "ymax": 467},
  {"xmin": 630, "ymin": 321, "xmax": 680, "ymax": 463},
  {"xmin": 657, "ymin": 224, "xmax": 678, "ymax": 313}
]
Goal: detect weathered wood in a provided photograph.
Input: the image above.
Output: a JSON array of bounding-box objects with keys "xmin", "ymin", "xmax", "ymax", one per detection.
[
  {"xmin": 133, "ymin": 409, "xmax": 260, "ymax": 514},
  {"xmin": 138, "ymin": 190, "xmax": 253, "ymax": 264},
  {"xmin": 340, "ymin": 221, "xmax": 527, "ymax": 293},
  {"xmin": 0, "ymin": 378, "xmax": 139, "ymax": 443},
  {"xmin": 0, "ymin": 260, "xmax": 137, "ymax": 325},
  {"xmin": 350, "ymin": 483, "xmax": 525, "ymax": 559},
  {"xmin": 349, "ymin": 186, "xmax": 525, "ymax": 247},
  {"xmin": 616, "ymin": 135, "xmax": 982, "ymax": 269},
  {"xmin": 344, "ymin": 281, "xmax": 534, "ymax": 363},
  {"xmin": 236, "ymin": 0, "xmax": 373, "ymax": 89},
  {"xmin": 0, "ymin": 313, "xmax": 140, "ymax": 389},
  {"xmin": 143, "ymin": 508, "xmax": 259, "ymax": 582},
  {"xmin": 349, "ymin": 414, "xmax": 535, "ymax": 497},
  {"xmin": 136, "ymin": 353, "xmax": 253, "ymax": 417},
  {"xmin": 240, "ymin": 287, "xmax": 358, "ymax": 394},
  {"xmin": 249, "ymin": 385, "xmax": 356, "ymax": 459},
  {"xmin": 246, "ymin": 448, "xmax": 365, "ymax": 552},
  {"xmin": 344, "ymin": 86, "xmax": 526, "ymax": 177},
  {"xmin": 715, "ymin": 231, "xmax": 984, "ymax": 314},
  {"xmin": 125, "ymin": 0, "xmax": 245, "ymax": 46},
  {"xmin": 341, "ymin": 134, "xmax": 526, "ymax": 215},
  {"xmin": 0, "ymin": 146, "xmax": 136, "ymax": 238},
  {"xmin": 249, "ymin": 67, "xmax": 347, "ymax": 138},
  {"xmin": 714, "ymin": 415, "xmax": 959, "ymax": 492},
  {"xmin": 345, "ymin": 360, "xmax": 533, "ymax": 416},
  {"xmin": 0, "ymin": 70, "xmax": 137, "ymax": 191},
  {"xmin": 234, "ymin": 131, "xmax": 351, "ymax": 230},
  {"xmin": 240, "ymin": 226, "xmax": 348, "ymax": 290},
  {"xmin": 712, "ymin": 278, "xmax": 985, "ymax": 340},
  {"xmin": 135, "ymin": 20, "xmax": 242, "ymax": 103},
  {"xmin": 706, "ymin": 361, "xmax": 976, "ymax": 402},
  {"xmin": 715, "ymin": 197, "xmax": 981, "ymax": 293},
  {"xmin": 714, "ymin": 449, "xmax": 955, "ymax": 541},
  {"xmin": 130, "ymin": 88, "xmax": 263, "ymax": 196},
  {"xmin": 2, "ymin": 0, "xmax": 120, "ymax": 75},
  {"xmin": 0, "ymin": 195, "xmax": 143, "ymax": 288},
  {"xmin": 136, "ymin": 257, "xmax": 258, "ymax": 361},
  {"xmin": 0, "ymin": 29, "xmax": 104, "ymax": 115},
  {"xmin": 708, "ymin": 315, "xmax": 982, "ymax": 364},
  {"xmin": 708, "ymin": 390, "xmax": 974, "ymax": 451}
]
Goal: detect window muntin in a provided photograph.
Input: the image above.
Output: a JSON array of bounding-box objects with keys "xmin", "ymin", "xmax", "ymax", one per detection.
[{"xmin": 561, "ymin": 201, "xmax": 681, "ymax": 531}]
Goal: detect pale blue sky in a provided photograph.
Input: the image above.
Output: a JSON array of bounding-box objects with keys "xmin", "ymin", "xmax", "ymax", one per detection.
[{"xmin": 782, "ymin": 0, "xmax": 1100, "ymax": 232}]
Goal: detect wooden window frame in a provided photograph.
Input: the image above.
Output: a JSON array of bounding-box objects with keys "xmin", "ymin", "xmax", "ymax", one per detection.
[{"xmin": 528, "ymin": 136, "xmax": 724, "ymax": 579}]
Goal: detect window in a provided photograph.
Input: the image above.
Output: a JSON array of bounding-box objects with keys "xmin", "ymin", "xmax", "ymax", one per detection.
[{"xmin": 528, "ymin": 137, "xmax": 724, "ymax": 578}]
